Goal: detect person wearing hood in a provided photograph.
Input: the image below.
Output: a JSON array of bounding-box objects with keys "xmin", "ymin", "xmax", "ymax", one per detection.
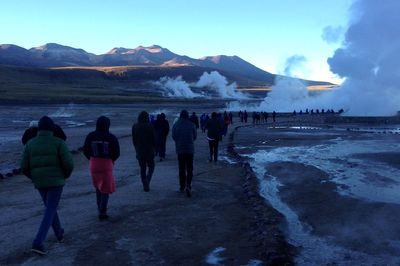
[
  {"xmin": 172, "ymin": 110, "xmax": 197, "ymax": 197},
  {"xmin": 154, "ymin": 113, "xmax": 170, "ymax": 161},
  {"xmin": 22, "ymin": 120, "xmax": 67, "ymax": 145},
  {"xmin": 21, "ymin": 116, "xmax": 74, "ymax": 255},
  {"xmin": 205, "ymin": 112, "xmax": 222, "ymax": 163},
  {"xmin": 83, "ymin": 116, "xmax": 120, "ymax": 220},
  {"xmin": 132, "ymin": 111, "xmax": 156, "ymax": 192}
]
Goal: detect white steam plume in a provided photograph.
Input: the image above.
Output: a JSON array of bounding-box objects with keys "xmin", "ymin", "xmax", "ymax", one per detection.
[
  {"xmin": 154, "ymin": 76, "xmax": 201, "ymax": 98},
  {"xmin": 232, "ymin": 0, "xmax": 400, "ymax": 116},
  {"xmin": 255, "ymin": 55, "xmax": 332, "ymax": 112},
  {"xmin": 322, "ymin": 26, "xmax": 345, "ymax": 44},
  {"xmin": 196, "ymin": 71, "xmax": 248, "ymax": 99},
  {"xmin": 326, "ymin": 0, "xmax": 400, "ymax": 116}
]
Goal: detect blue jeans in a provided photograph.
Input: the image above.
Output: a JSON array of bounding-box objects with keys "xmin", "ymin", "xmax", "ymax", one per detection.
[
  {"xmin": 96, "ymin": 189, "xmax": 109, "ymax": 215},
  {"xmin": 33, "ymin": 186, "xmax": 64, "ymax": 247}
]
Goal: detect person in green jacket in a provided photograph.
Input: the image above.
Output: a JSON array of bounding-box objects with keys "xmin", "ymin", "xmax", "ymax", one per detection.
[{"xmin": 21, "ymin": 116, "xmax": 73, "ymax": 255}]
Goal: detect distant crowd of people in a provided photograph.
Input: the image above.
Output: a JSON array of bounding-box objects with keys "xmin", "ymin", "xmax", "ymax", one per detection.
[
  {"xmin": 237, "ymin": 110, "xmax": 277, "ymax": 124},
  {"xmin": 20, "ymin": 109, "xmax": 236, "ymax": 255},
  {"xmin": 292, "ymin": 108, "xmax": 344, "ymax": 115}
]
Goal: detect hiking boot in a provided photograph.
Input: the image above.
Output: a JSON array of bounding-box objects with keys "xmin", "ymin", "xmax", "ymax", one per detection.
[
  {"xmin": 185, "ymin": 187, "xmax": 192, "ymax": 198},
  {"xmin": 31, "ymin": 245, "xmax": 48, "ymax": 255}
]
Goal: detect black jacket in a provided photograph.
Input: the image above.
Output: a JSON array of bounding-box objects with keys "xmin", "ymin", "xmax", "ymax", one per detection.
[
  {"xmin": 22, "ymin": 124, "xmax": 67, "ymax": 145},
  {"xmin": 190, "ymin": 114, "xmax": 199, "ymax": 129},
  {"xmin": 132, "ymin": 111, "xmax": 156, "ymax": 160},
  {"xmin": 205, "ymin": 118, "xmax": 222, "ymax": 140},
  {"xmin": 154, "ymin": 114, "xmax": 170, "ymax": 140},
  {"xmin": 83, "ymin": 116, "xmax": 120, "ymax": 162}
]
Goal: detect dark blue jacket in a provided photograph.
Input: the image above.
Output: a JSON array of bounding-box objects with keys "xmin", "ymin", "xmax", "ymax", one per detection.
[{"xmin": 172, "ymin": 118, "xmax": 197, "ymax": 154}]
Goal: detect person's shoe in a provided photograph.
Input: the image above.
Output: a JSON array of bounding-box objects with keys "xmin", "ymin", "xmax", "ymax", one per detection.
[
  {"xmin": 31, "ymin": 245, "xmax": 48, "ymax": 255},
  {"xmin": 98, "ymin": 214, "xmax": 109, "ymax": 220},
  {"xmin": 57, "ymin": 231, "xmax": 64, "ymax": 243},
  {"xmin": 185, "ymin": 187, "xmax": 192, "ymax": 198},
  {"xmin": 57, "ymin": 235, "xmax": 64, "ymax": 243}
]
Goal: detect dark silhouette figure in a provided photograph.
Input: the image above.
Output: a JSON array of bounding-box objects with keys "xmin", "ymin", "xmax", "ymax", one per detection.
[
  {"xmin": 190, "ymin": 112, "xmax": 199, "ymax": 129},
  {"xmin": 272, "ymin": 111, "xmax": 276, "ymax": 122},
  {"xmin": 132, "ymin": 111, "xmax": 156, "ymax": 192},
  {"xmin": 154, "ymin": 113, "xmax": 170, "ymax": 161},
  {"xmin": 172, "ymin": 110, "xmax": 197, "ymax": 197},
  {"xmin": 205, "ymin": 112, "xmax": 222, "ymax": 163}
]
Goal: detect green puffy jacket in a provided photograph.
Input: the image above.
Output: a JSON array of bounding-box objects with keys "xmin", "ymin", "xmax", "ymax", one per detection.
[{"xmin": 21, "ymin": 130, "xmax": 74, "ymax": 189}]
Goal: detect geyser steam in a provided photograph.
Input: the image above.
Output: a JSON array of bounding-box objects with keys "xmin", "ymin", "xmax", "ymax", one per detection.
[
  {"xmin": 327, "ymin": 0, "xmax": 400, "ymax": 116},
  {"xmin": 154, "ymin": 76, "xmax": 200, "ymax": 98},
  {"xmin": 254, "ymin": 55, "xmax": 332, "ymax": 112},
  {"xmin": 196, "ymin": 71, "xmax": 248, "ymax": 99},
  {"xmin": 239, "ymin": 0, "xmax": 400, "ymax": 116}
]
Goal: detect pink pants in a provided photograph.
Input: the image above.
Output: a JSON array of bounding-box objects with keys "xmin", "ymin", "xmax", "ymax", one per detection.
[{"xmin": 89, "ymin": 157, "xmax": 116, "ymax": 194}]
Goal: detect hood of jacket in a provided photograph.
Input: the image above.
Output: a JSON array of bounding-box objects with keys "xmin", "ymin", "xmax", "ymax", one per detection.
[
  {"xmin": 138, "ymin": 111, "xmax": 150, "ymax": 123},
  {"xmin": 96, "ymin": 116, "xmax": 110, "ymax": 132}
]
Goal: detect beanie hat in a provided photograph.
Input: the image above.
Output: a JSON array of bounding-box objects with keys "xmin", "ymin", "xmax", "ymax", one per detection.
[
  {"xmin": 180, "ymin": 110, "xmax": 189, "ymax": 119},
  {"xmin": 38, "ymin": 116, "xmax": 55, "ymax": 131}
]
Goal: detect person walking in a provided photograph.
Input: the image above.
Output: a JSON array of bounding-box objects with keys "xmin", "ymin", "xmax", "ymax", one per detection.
[
  {"xmin": 154, "ymin": 113, "xmax": 170, "ymax": 161},
  {"xmin": 205, "ymin": 112, "xmax": 221, "ymax": 163},
  {"xmin": 172, "ymin": 110, "xmax": 197, "ymax": 197},
  {"xmin": 21, "ymin": 116, "xmax": 74, "ymax": 255},
  {"xmin": 272, "ymin": 111, "xmax": 277, "ymax": 122},
  {"xmin": 228, "ymin": 112, "xmax": 233, "ymax": 124},
  {"xmin": 223, "ymin": 111, "xmax": 230, "ymax": 136},
  {"xmin": 83, "ymin": 116, "xmax": 120, "ymax": 220},
  {"xmin": 190, "ymin": 112, "xmax": 199, "ymax": 130},
  {"xmin": 132, "ymin": 111, "xmax": 156, "ymax": 192}
]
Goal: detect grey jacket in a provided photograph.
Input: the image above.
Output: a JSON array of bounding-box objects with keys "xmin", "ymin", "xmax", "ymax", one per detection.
[{"xmin": 172, "ymin": 118, "xmax": 197, "ymax": 154}]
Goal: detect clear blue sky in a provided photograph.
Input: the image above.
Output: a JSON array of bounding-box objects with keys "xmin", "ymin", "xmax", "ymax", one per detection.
[{"xmin": 0, "ymin": 0, "xmax": 353, "ymax": 83}]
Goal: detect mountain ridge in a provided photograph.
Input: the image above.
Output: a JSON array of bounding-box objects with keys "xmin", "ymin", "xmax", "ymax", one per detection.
[{"xmin": 0, "ymin": 43, "xmax": 332, "ymax": 86}]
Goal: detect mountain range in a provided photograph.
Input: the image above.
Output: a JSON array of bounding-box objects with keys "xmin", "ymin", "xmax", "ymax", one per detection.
[{"xmin": 0, "ymin": 43, "xmax": 331, "ymax": 87}]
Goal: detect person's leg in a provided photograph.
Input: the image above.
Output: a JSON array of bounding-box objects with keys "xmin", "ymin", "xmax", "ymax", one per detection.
[
  {"xmin": 160, "ymin": 138, "xmax": 166, "ymax": 159},
  {"xmin": 208, "ymin": 140, "xmax": 213, "ymax": 162},
  {"xmin": 99, "ymin": 192, "xmax": 109, "ymax": 216},
  {"xmin": 96, "ymin": 189, "xmax": 101, "ymax": 212},
  {"xmin": 178, "ymin": 154, "xmax": 186, "ymax": 191},
  {"xmin": 184, "ymin": 154, "xmax": 194, "ymax": 197},
  {"xmin": 33, "ymin": 186, "xmax": 63, "ymax": 248},
  {"xmin": 146, "ymin": 158, "xmax": 155, "ymax": 189},
  {"xmin": 213, "ymin": 140, "xmax": 219, "ymax": 162},
  {"xmin": 138, "ymin": 159, "xmax": 147, "ymax": 188}
]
